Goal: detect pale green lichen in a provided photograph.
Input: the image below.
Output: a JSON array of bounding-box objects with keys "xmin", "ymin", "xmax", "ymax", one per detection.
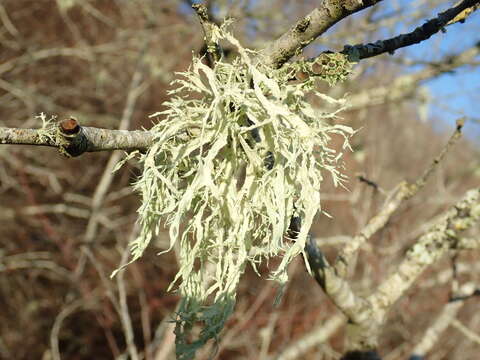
[
  {"xmin": 36, "ymin": 113, "xmax": 58, "ymax": 143},
  {"xmin": 36, "ymin": 113, "xmax": 73, "ymax": 157},
  {"xmin": 115, "ymin": 27, "xmax": 353, "ymax": 359},
  {"xmin": 280, "ymin": 52, "xmax": 354, "ymax": 86}
]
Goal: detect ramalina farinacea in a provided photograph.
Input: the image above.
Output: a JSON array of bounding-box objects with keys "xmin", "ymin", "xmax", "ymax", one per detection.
[{"xmin": 113, "ymin": 27, "xmax": 353, "ymax": 359}]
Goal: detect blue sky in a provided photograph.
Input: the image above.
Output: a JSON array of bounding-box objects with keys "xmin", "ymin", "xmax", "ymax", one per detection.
[
  {"xmin": 403, "ymin": 6, "xmax": 480, "ymax": 142},
  {"xmin": 373, "ymin": 0, "xmax": 480, "ymax": 143}
]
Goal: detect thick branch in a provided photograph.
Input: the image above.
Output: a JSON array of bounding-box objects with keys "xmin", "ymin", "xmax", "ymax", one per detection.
[
  {"xmin": 307, "ymin": 185, "xmax": 479, "ymax": 354},
  {"xmin": 368, "ymin": 187, "xmax": 480, "ymax": 313},
  {"xmin": 260, "ymin": 0, "xmax": 384, "ymax": 69},
  {"xmin": 0, "ymin": 127, "xmax": 58, "ymax": 147},
  {"xmin": 306, "ymin": 237, "xmax": 381, "ymax": 351},
  {"xmin": 310, "ymin": 186, "xmax": 480, "ymax": 353},
  {"xmin": 0, "ymin": 118, "xmax": 154, "ymax": 156},
  {"xmin": 307, "ymin": 238, "xmax": 369, "ymax": 322},
  {"xmin": 348, "ymin": 41, "xmax": 480, "ymax": 110}
]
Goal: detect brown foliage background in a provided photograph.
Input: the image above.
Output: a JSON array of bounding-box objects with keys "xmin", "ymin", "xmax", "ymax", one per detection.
[{"xmin": 0, "ymin": 1, "xmax": 479, "ymax": 359}]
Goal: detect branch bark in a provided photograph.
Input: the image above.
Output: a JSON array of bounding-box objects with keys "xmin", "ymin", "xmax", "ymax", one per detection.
[
  {"xmin": 368, "ymin": 187, "xmax": 480, "ymax": 313},
  {"xmin": 305, "ymin": 120, "xmax": 471, "ymax": 355},
  {"xmin": 342, "ymin": 0, "xmax": 480, "ymax": 60},
  {"xmin": 306, "ymin": 237, "xmax": 383, "ymax": 353},
  {"xmin": 307, "ymin": 185, "xmax": 480, "ymax": 355},
  {"xmin": 347, "ymin": 41, "xmax": 480, "ymax": 110},
  {"xmin": 286, "ymin": 0, "xmax": 480, "ymax": 84},
  {"xmin": 410, "ymin": 282, "xmax": 476, "ymax": 358},
  {"xmin": 0, "ymin": 118, "xmax": 154, "ymax": 156},
  {"xmin": 192, "ymin": 3, "xmax": 222, "ymax": 64},
  {"xmin": 260, "ymin": 0, "xmax": 384, "ymax": 69},
  {"xmin": 334, "ymin": 118, "xmax": 465, "ymax": 278}
]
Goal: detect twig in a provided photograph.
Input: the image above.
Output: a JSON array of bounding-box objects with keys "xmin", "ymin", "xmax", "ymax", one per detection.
[
  {"xmin": 0, "ymin": 203, "xmax": 90, "ymax": 220},
  {"xmin": 413, "ymin": 118, "xmax": 465, "ymax": 191},
  {"xmin": 310, "ymin": 182, "xmax": 479, "ymax": 354},
  {"xmin": 368, "ymin": 187, "xmax": 480, "ymax": 312},
  {"xmin": 192, "ymin": 3, "xmax": 222, "ymax": 65},
  {"xmin": 357, "ymin": 174, "xmax": 385, "ymax": 194},
  {"xmin": 342, "ymin": 0, "xmax": 480, "ymax": 60},
  {"xmin": 447, "ymin": 1, "xmax": 480, "ymax": 25},
  {"xmin": 0, "ymin": 4, "xmax": 20, "ymax": 37},
  {"xmin": 259, "ymin": 312, "xmax": 279, "ymax": 360},
  {"xmin": 334, "ymin": 118, "xmax": 465, "ymax": 278},
  {"xmin": 450, "ymin": 288, "xmax": 480, "ymax": 302},
  {"xmin": 275, "ymin": 314, "xmax": 344, "ymax": 360},
  {"xmin": 347, "ymin": 42, "xmax": 480, "ymax": 110},
  {"xmin": 451, "ymin": 319, "xmax": 480, "ymax": 345},
  {"xmin": 151, "ymin": 302, "xmax": 182, "ymax": 360},
  {"xmin": 410, "ymin": 282, "xmax": 475, "ymax": 358},
  {"xmin": 116, "ymin": 232, "xmax": 141, "ymax": 360},
  {"xmin": 287, "ymin": 2, "xmax": 480, "ymax": 83},
  {"xmin": 72, "ymin": 33, "xmax": 151, "ymax": 308},
  {"xmin": 50, "ymin": 298, "xmax": 96, "ymax": 360}
]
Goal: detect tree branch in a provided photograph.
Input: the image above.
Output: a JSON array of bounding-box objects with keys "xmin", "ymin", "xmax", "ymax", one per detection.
[
  {"xmin": 305, "ymin": 237, "xmax": 382, "ymax": 352},
  {"xmin": 333, "ymin": 118, "xmax": 465, "ymax": 278},
  {"xmin": 410, "ymin": 282, "xmax": 475, "ymax": 358},
  {"xmin": 307, "ymin": 238, "xmax": 369, "ymax": 322},
  {"xmin": 275, "ymin": 314, "xmax": 344, "ymax": 360},
  {"xmin": 192, "ymin": 3, "xmax": 222, "ymax": 65},
  {"xmin": 285, "ymin": 1, "xmax": 479, "ymax": 84},
  {"xmin": 343, "ymin": 0, "xmax": 480, "ymax": 60},
  {"xmin": 368, "ymin": 187, "xmax": 480, "ymax": 313},
  {"xmin": 347, "ymin": 41, "xmax": 480, "ymax": 110},
  {"xmin": 260, "ymin": 0, "xmax": 384, "ymax": 69},
  {"xmin": 0, "ymin": 118, "xmax": 154, "ymax": 157},
  {"xmin": 448, "ymin": 1, "xmax": 480, "ymax": 25}
]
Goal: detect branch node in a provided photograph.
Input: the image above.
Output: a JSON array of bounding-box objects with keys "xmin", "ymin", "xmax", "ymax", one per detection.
[
  {"xmin": 60, "ymin": 117, "xmax": 80, "ymax": 135},
  {"xmin": 456, "ymin": 116, "xmax": 466, "ymax": 130},
  {"xmin": 57, "ymin": 118, "xmax": 89, "ymax": 157}
]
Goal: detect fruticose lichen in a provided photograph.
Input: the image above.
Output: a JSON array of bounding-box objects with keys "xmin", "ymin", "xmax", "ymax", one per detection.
[{"xmin": 115, "ymin": 27, "xmax": 353, "ymax": 359}]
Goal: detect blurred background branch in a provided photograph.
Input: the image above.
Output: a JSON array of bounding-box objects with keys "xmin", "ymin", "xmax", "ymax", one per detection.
[{"xmin": 0, "ymin": 1, "xmax": 479, "ymax": 359}]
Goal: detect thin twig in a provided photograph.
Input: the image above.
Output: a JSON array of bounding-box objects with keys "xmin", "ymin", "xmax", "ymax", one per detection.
[
  {"xmin": 116, "ymin": 228, "xmax": 141, "ymax": 360},
  {"xmin": 275, "ymin": 314, "xmax": 344, "ymax": 360},
  {"xmin": 410, "ymin": 282, "xmax": 475, "ymax": 357},
  {"xmin": 451, "ymin": 319, "xmax": 480, "ymax": 345},
  {"xmin": 50, "ymin": 299, "xmax": 96, "ymax": 360},
  {"xmin": 369, "ymin": 187, "xmax": 480, "ymax": 312},
  {"xmin": 357, "ymin": 173, "xmax": 385, "ymax": 194},
  {"xmin": 334, "ymin": 118, "xmax": 465, "ymax": 278},
  {"xmin": 342, "ymin": 0, "xmax": 480, "ymax": 60},
  {"xmin": 192, "ymin": 3, "xmax": 222, "ymax": 65}
]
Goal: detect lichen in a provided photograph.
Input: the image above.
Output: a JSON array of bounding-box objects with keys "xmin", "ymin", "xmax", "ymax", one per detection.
[
  {"xmin": 280, "ymin": 52, "xmax": 354, "ymax": 86},
  {"xmin": 295, "ymin": 17, "xmax": 311, "ymax": 33},
  {"xmin": 114, "ymin": 27, "xmax": 353, "ymax": 359}
]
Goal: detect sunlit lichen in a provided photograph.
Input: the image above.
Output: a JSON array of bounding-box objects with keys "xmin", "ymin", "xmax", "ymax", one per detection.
[{"xmin": 114, "ymin": 27, "xmax": 353, "ymax": 359}]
